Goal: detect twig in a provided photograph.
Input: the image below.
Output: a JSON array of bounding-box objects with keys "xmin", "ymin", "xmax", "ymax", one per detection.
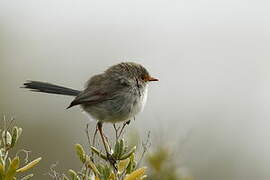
[
  {"xmin": 85, "ymin": 123, "xmax": 91, "ymax": 147},
  {"xmin": 46, "ymin": 162, "xmax": 62, "ymax": 180},
  {"xmin": 113, "ymin": 124, "xmax": 120, "ymax": 141},
  {"xmin": 113, "ymin": 120, "xmax": 131, "ymax": 141},
  {"xmin": 137, "ymin": 131, "xmax": 151, "ymax": 168},
  {"xmin": 7, "ymin": 117, "xmax": 15, "ymax": 132}
]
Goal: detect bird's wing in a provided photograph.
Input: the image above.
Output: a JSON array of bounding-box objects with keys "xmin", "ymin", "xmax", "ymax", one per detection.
[
  {"xmin": 67, "ymin": 74, "xmax": 114, "ymax": 108},
  {"xmin": 67, "ymin": 89, "xmax": 110, "ymax": 108}
]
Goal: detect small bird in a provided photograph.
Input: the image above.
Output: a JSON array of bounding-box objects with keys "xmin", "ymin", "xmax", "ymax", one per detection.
[{"xmin": 23, "ymin": 62, "xmax": 158, "ymax": 160}]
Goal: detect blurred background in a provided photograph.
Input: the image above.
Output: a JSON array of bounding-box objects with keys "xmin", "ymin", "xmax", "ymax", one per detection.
[{"xmin": 0, "ymin": 0, "xmax": 270, "ymax": 179}]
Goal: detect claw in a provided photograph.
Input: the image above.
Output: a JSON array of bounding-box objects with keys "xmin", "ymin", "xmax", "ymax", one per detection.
[{"xmin": 107, "ymin": 152, "xmax": 117, "ymax": 170}]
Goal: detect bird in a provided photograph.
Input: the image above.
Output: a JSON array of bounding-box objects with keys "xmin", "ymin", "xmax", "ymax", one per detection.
[{"xmin": 23, "ymin": 62, "xmax": 158, "ymax": 162}]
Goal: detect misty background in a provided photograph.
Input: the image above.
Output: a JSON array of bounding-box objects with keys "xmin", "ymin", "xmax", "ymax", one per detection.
[{"xmin": 0, "ymin": 0, "xmax": 270, "ymax": 179}]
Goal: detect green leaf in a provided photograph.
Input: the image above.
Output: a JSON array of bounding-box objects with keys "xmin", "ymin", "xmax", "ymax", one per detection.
[
  {"xmin": 5, "ymin": 157, "xmax": 20, "ymax": 180},
  {"xmin": 96, "ymin": 164, "xmax": 113, "ymax": 180},
  {"xmin": 62, "ymin": 174, "xmax": 70, "ymax": 180},
  {"xmin": 90, "ymin": 146, "xmax": 107, "ymax": 160},
  {"xmin": 99, "ymin": 165, "xmax": 111, "ymax": 180},
  {"xmin": 17, "ymin": 128, "xmax": 22, "ymax": 137},
  {"xmin": 85, "ymin": 156, "xmax": 100, "ymax": 176},
  {"xmin": 68, "ymin": 169, "xmax": 80, "ymax": 180},
  {"xmin": 16, "ymin": 157, "xmax": 41, "ymax": 173},
  {"xmin": 20, "ymin": 174, "xmax": 34, "ymax": 180},
  {"xmin": 123, "ymin": 167, "xmax": 147, "ymax": 180},
  {"xmin": 0, "ymin": 149, "xmax": 5, "ymax": 167},
  {"xmin": 126, "ymin": 153, "xmax": 136, "ymax": 174},
  {"xmin": 10, "ymin": 127, "xmax": 19, "ymax": 148},
  {"xmin": 112, "ymin": 140, "xmax": 120, "ymax": 159},
  {"xmin": 0, "ymin": 163, "xmax": 5, "ymax": 180},
  {"xmin": 75, "ymin": 144, "xmax": 86, "ymax": 163},
  {"xmin": 2, "ymin": 131, "xmax": 12, "ymax": 147},
  {"xmin": 118, "ymin": 158, "xmax": 130, "ymax": 174},
  {"xmin": 119, "ymin": 139, "xmax": 124, "ymax": 158},
  {"xmin": 120, "ymin": 146, "xmax": 136, "ymax": 160}
]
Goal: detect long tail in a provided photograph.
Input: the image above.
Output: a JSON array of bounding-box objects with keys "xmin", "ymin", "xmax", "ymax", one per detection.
[{"xmin": 22, "ymin": 81, "xmax": 81, "ymax": 96}]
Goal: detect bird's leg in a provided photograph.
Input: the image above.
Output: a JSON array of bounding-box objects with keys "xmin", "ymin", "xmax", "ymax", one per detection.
[
  {"xmin": 97, "ymin": 122, "xmax": 110, "ymax": 153},
  {"xmin": 104, "ymin": 134, "xmax": 112, "ymax": 150},
  {"xmin": 97, "ymin": 122, "xmax": 117, "ymax": 169},
  {"xmin": 119, "ymin": 120, "xmax": 131, "ymax": 138}
]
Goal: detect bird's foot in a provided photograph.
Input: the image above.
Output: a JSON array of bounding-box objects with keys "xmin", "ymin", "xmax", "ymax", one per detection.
[{"xmin": 106, "ymin": 152, "xmax": 117, "ymax": 170}]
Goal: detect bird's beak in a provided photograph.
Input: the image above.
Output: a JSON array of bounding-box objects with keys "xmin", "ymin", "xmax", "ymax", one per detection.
[{"xmin": 148, "ymin": 76, "xmax": 159, "ymax": 82}]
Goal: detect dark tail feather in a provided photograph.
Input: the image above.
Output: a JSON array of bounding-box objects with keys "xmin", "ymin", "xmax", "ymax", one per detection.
[{"xmin": 22, "ymin": 81, "xmax": 81, "ymax": 96}]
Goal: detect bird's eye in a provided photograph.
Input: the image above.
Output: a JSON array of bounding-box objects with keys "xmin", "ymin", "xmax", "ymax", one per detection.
[{"xmin": 120, "ymin": 79, "xmax": 129, "ymax": 86}]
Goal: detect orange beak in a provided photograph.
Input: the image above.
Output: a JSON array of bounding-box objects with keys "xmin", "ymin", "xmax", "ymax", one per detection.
[{"xmin": 148, "ymin": 76, "xmax": 159, "ymax": 82}]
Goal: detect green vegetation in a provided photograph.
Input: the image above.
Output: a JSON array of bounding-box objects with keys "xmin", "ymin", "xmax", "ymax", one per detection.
[
  {"xmin": 55, "ymin": 127, "xmax": 193, "ymax": 180},
  {"xmin": 0, "ymin": 116, "xmax": 192, "ymax": 180},
  {"xmin": 147, "ymin": 147, "xmax": 192, "ymax": 180},
  {"xmin": 0, "ymin": 117, "xmax": 41, "ymax": 180}
]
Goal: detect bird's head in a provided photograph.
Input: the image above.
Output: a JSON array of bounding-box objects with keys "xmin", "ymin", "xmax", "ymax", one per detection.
[{"xmin": 106, "ymin": 62, "xmax": 158, "ymax": 87}]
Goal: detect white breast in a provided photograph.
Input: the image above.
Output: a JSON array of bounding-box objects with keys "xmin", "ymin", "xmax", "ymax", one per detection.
[
  {"xmin": 140, "ymin": 86, "xmax": 148, "ymax": 112},
  {"xmin": 132, "ymin": 85, "xmax": 148, "ymax": 117}
]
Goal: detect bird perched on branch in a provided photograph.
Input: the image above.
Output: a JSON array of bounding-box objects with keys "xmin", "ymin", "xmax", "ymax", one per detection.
[{"xmin": 23, "ymin": 62, "xmax": 158, "ymax": 164}]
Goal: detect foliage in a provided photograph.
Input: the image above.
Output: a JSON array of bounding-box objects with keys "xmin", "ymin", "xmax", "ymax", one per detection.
[
  {"xmin": 0, "ymin": 117, "xmax": 41, "ymax": 180},
  {"xmin": 48, "ymin": 123, "xmax": 193, "ymax": 180},
  {"xmin": 62, "ymin": 139, "xmax": 146, "ymax": 180},
  {"xmin": 146, "ymin": 147, "xmax": 192, "ymax": 180},
  {"xmin": 0, "ymin": 116, "xmax": 193, "ymax": 180}
]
